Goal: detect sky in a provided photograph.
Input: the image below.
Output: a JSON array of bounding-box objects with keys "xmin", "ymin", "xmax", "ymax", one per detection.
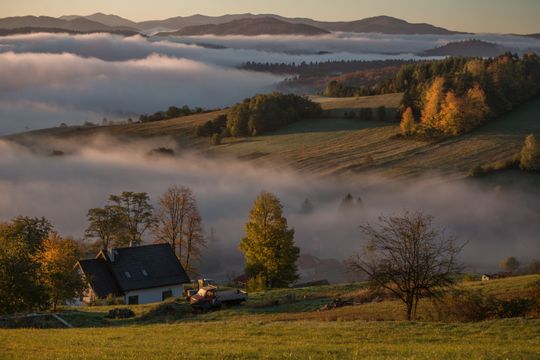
[{"xmin": 1, "ymin": 0, "xmax": 539, "ymax": 34}]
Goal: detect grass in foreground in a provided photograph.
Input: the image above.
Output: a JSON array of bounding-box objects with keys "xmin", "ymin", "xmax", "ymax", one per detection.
[
  {"xmin": 2, "ymin": 276, "xmax": 539, "ymax": 359},
  {"xmin": 1, "ymin": 319, "xmax": 539, "ymax": 359}
]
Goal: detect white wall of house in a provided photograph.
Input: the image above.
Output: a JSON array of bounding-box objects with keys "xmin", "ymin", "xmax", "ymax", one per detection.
[{"xmin": 124, "ymin": 284, "xmax": 183, "ymax": 305}]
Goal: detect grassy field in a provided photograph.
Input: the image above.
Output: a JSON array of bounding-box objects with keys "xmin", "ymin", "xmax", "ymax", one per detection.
[
  {"xmin": 2, "ymin": 319, "xmax": 539, "ymax": 359},
  {"xmin": 6, "ymin": 94, "xmax": 540, "ymax": 180},
  {"xmin": 1, "ymin": 275, "xmax": 539, "ymax": 359}
]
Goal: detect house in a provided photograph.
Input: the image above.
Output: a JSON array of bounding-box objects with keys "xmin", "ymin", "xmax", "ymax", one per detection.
[
  {"xmin": 481, "ymin": 272, "xmax": 512, "ymax": 281},
  {"xmin": 76, "ymin": 244, "xmax": 190, "ymax": 305}
]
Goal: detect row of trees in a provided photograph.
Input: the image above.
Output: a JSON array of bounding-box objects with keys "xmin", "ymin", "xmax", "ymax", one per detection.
[
  {"xmin": 85, "ymin": 188, "xmax": 206, "ymax": 273},
  {"xmin": 241, "ymin": 59, "xmax": 411, "ymax": 77},
  {"xmin": 139, "ymin": 105, "xmax": 211, "ymax": 123},
  {"xmin": 0, "ymin": 217, "xmax": 84, "ymax": 314}
]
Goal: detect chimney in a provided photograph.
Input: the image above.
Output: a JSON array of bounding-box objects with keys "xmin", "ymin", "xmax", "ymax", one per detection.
[{"xmin": 107, "ymin": 246, "xmax": 115, "ymax": 262}]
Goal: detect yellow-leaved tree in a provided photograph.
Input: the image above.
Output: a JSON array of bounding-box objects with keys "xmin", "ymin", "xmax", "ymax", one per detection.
[
  {"xmin": 519, "ymin": 134, "xmax": 540, "ymax": 171},
  {"xmin": 400, "ymin": 107, "xmax": 416, "ymax": 135},
  {"xmin": 464, "ymin": 84, "xmax": 489, "ymax": 130},
  {"xmin": 439, "ymin": 91, "xmax": 465, "ymax": 135},
  {"xmin": 34, "ymin": 234, "xmax": 85, "ymax": 311},
  {"xmin": 421, "ymin": 76, "xmax": 445, "ymax": 129},
  {"xmin": 239, "ymin": 191, "xmax": 299, "ymax": 289}
]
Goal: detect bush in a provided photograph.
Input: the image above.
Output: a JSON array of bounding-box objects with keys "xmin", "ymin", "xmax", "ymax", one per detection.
[{"xmin": 211, "ymin": 133, "xmax": 222, "ymax": 145}]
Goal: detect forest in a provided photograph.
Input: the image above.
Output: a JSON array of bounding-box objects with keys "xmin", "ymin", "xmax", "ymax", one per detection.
[{"xmin": 327, "ymin": 53, "xmax": 540, "ymax": 136}]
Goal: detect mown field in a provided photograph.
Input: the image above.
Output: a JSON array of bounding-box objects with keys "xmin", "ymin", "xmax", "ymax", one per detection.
[
  {"xmin": 1, "ymin": 275, "xmax": 539, "ymax": 359},
  {"xmin": 7, "ymin": 94, "xmax": 540, "ymax": 181}
]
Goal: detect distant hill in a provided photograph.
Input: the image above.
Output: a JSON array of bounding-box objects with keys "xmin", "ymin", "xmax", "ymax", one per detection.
[
  {"xmin": 420, "ymin": 39, "xmax": 508, "ymax": 57},
  {"xmin": 304, "ymin": 16, "xmax": 465, "ymax": 35},
  {"xmin": 0, "ymin": 15, "xmax": 139, "ymax": 33},
  {"xmin": 157, "ymin": 17, "xmax": 329, "ymax": 36},
  {"xmin": 0, "ymin": 13, "xmax": 466, "ymax": 35},
  {"xmin": 60, "ymin": 12, "xmax": 139, "ymax": 28},
  {"xmin": 140, "ymin": 13, "xmax": 463, "ymax": 35}
]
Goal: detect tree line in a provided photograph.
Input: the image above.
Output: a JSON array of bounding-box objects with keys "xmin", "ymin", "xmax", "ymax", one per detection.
[
  {"xmin": 139, "ymin": 105, "xmax": 213, "ymax": 123},
  {"xmin": 197, "ymin": 92, "xmax": 322, "ymax": 138},
  {"xmin": 328, "ymin": 53, "xmax": 540, "ymax": 136},
  {"xmin": 241, "ymin": 59, "xmax": 413, "ymax": 77}
]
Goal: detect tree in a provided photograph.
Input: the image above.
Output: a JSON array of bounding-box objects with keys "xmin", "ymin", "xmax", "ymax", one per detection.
[
  {"xmin": 154, "ymin": 186, "xmax": 205, "ymax": 272},
  {"xmin": 439, "ymin": 91, "xmax": 465, "ymax": 135},
  {"xmin": 34, "ymin": 234, "xmax": 85, "ymax": 311},
  {"xmin": 240, "ymin": 191, "xmax": 299, "ymax": 288},
  {"xmin": 500, "ymin": 256, "xmax": 520, "ymax": 274},
  {"xmin": 85, "ymin": 205, "xmax": 124, "ymax": 249},
  {"xmin": 109, "ymin": 192, "xmax": 156, "ymax": 246},
  {"xmin": 301, "ymin": 198, "xmax": 314, "ymax": 214},
  {"xmin": 0, "ymin": 217, "xmax": 52, "ymax": 314},
  {"xmin": 400, "ymin": 107, "xmax": 415, "ymax": 135},
  {"xmin": 519, "ymin": 134, "xmax": 540, "ymax": 171},
  {"xmin": 339, "ymin": 193, "xmax": 355, "ymax": 211},
  {"xmin": 527, "ymin": 259, "xmax": 540, "ymax": 274},
  {"xmin": 421, "ymin": 76, "xmax": 445, "ymax": 129},
  {"xmin": 348, "ymin": 211, "xmax": 463, "ymax": 320},
  {"xmin": 183, "ymin": 206, "xmax": 206, "ymax": 273},
  {"xmin": 155, "ymin": 186, "xmax": 193, "ymax": 259}
]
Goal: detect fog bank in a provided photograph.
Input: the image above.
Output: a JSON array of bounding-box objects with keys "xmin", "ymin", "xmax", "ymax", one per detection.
[{"xmin": 0, "ymin": 138, "xmax": 538, "ymax": 278}]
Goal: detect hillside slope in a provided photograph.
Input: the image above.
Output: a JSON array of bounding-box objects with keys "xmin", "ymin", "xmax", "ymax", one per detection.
[{"xmin": 7, "ymin": 94, "xmax": 540, "ymax": 181}]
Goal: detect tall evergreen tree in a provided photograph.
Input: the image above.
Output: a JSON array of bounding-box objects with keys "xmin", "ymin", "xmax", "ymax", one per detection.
[{"xmin": 240, "ymin": 191, "xmax": 299, "ymax": 288}]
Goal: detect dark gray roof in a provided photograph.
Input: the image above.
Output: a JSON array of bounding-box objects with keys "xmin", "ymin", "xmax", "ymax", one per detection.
[
  {"xmin": 103, "ymin": 244, "xmax": 191, "ymax": 291},
  {"xmin": 78, "ymin": 244, "xmax": 190, "ymax": 298},
  {"xmin": 78, "ymin": 258, "xmax": 122, "ymax": 298}
]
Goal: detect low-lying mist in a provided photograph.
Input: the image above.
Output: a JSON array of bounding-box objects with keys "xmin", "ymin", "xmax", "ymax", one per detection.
[
  {"xmin": 1, "ymin": 137, "xmax": 538, "ymax": 279},
  {"xmin": 0, "ymin": 51, "xmax": 282, "ymax": 135}
]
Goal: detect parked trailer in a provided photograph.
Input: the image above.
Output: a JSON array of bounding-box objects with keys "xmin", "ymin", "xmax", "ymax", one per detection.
[{"xmin": 190, "ymin": 286, "xmax": 247, "ymax": 313}]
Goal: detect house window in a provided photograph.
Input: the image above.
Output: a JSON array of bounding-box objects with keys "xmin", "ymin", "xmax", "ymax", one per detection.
[
  {"xmin": 162, "ymin": 290, "xmax": 173, "ymax": 301},
  {"xmin": 141, "ymin": 269, "xmax": 148, "ymax": 276},
  {"xmin": 128, "ymin": 295, "xmax": 139, "ymax": 305},
  {"xmin": 124, "ymin": 271, "xmax": 131, "ymax": 279}
]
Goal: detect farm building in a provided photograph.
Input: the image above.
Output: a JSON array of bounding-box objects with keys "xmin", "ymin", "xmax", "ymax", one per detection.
[{"xmin": 76, "ymin": 244, "xmax": 190, "ymax": 305}]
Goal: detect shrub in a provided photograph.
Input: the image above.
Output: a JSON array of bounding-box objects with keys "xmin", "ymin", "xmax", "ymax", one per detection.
[{"xmin": 211, "ymin": 133, "xmax": 222, "ymax": 145}]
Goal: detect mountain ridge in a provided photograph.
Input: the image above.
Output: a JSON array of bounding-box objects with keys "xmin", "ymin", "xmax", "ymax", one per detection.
[
  {"xmin": 156, "ymin": 17, "xmax": 330, "ymax": 36},
  {"xmin": 0, "ymin": 13, "xmax": 467, "ymax": 35}
]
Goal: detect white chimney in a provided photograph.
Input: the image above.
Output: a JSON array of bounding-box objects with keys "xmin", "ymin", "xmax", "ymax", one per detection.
[{"xmin": 107, "ymin": 247, "xmax": 115, "ymax": 262}]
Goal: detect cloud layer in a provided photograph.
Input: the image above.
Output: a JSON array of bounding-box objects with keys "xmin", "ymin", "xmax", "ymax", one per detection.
[
  {"xmin": 0, "ymin": 50, "xmax": 281, "ymax": 134},
  {"xmin": 1, "ymin": 32, "xmax": 539, "ymax": 134}
]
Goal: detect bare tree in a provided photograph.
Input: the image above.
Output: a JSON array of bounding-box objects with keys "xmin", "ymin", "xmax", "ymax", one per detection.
[
  {"xmin": 183, "ymin": 206, "xmax": 206, "ymax": 273},
  {"xmin": 348, "ymin": 210, "xmax": 464, "ymax": 320},
  {"xmin": 155, "ymin": 185, "xmax": 205, "ymax": 272}
]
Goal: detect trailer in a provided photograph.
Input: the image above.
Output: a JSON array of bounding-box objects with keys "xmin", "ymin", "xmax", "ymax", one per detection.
[{"xmin": 189, "ymin": 285, "xmax": 247, "ymax": 313}]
